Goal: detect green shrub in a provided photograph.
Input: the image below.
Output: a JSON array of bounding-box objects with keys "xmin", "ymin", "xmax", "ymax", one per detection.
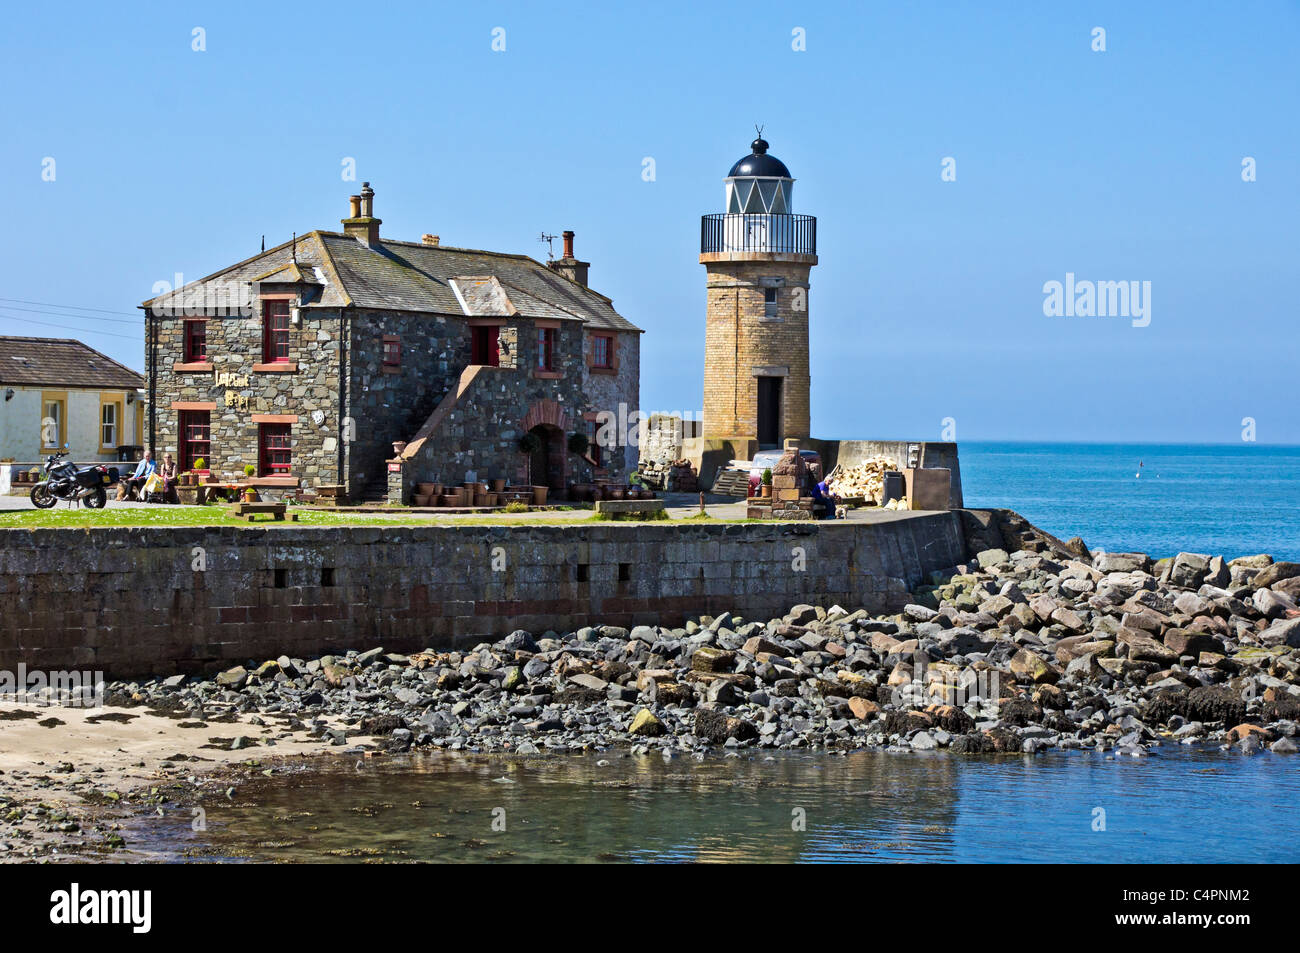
[{"xmin": 504, "ymin": 501, "xmax": 530, "ymax": 513}]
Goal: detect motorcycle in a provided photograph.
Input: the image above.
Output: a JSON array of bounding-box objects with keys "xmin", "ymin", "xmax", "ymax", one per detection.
[{"xmin": 29, "ymin": 449, "xmax": 119, "ymax": 510}]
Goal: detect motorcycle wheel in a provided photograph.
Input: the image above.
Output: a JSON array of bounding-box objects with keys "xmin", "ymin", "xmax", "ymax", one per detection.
[
  {"xmin": 30, "ymin": 483, "xmax": 56, "ymax": 509},
  {"xmin": 85, "ymin": 486, "xmax": 108, "ymax": 509}
]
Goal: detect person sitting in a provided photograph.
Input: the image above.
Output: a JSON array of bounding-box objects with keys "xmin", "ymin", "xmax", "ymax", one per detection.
[
  {"xmin": 122, "ymin": 450, "xmax": 155, "ymax": 500},
  {"xmin": 810, "ymin": 479, "xmax": 840, "ymax": 520},
  {"xmin": 159, "ymin": 453, "xmax": 179, "ymax": 504}
]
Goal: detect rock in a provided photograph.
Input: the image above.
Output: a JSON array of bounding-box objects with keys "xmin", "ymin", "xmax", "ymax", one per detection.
[
  {"xmin": 977, "ymin": 549, "xmax": 1010, "ymax": 570},
  {"xmin": 693, "ymin": 707, "xmax": 758, "ymax": 743},
  {"xmin": 567, "ymin": 673, "xmax": 609, "ymax": 692},
  {"xmin": 741, "ymin": 636, "xmax": 786, "ymax": 657},
  {"xmin": 1225, "ymin": 723, "xmax": 1273, "ymax": 744},
  {"xmin": 690, "ymin": 646, "xmax": 736, "ymax": 673},
  {"xmin": 910, "ymin": 731, "xmax": 938, "ymax": 750},
  {"xmin": 786, "ymin": 605, "xmax": 819, "ymax": 626},
  {"xmin": 848, "ymin": 697, "xmax": 880, "ymax": 720},
  {"xmin": 1169, "ymin": 553, "xmax": 1211, "ymax": 589},
  {"xmin": 628, "ymin": 709, "xmax": 664, "ymax": 736},
  {"xmin": 215, "ymin": 666, "xmax": 247, "ymax": 689},
  {"xmin": 1117, "ymin": 627, "xmax": 1177, "ymax": 664},
  {"xmin": 1095, "ymin": 552, "xmax": 1150, "ymax": 573},
  {"xmin": 1010, "ymin": 648, "xmax": 1057, "ymax": 684},
  {"xmin": 1253, "ymin": 588, "xmax": 1296, "ymax": 619},
  {"xmin": 1270, "ymin": 737, "xmax": 1298, "ymax": 754},
  {"xmin": 1161, "ymin": 629, "xmax": 1221, "ymax": 658},
  {"xmin": 1255, "ymin": 562, "xmax": 1300, "ymax": 589},
  {"xmin": 1259, "ymin": 618, "xmax": 1300, "ymax": 648}
]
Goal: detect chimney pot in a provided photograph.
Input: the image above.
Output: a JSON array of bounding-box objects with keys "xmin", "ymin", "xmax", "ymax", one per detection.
[
  {"xmin": 422, "ymin": 234, "xmax": 440, "ymax": 246},
  {"xmin": 342, "ymin": 183, "xmax": 381, "ymax": 245},
  {"xmin": 562, "ymin": 230, "xmax": 575, "ymax": 259}
]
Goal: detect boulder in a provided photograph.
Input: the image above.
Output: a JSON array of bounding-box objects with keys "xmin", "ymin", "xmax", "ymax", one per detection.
[
  {"xmin": 1094, "ymin": 552, "xmax": 1150, "ymax": 573},
  {"xmin": 976, "ymin": 548, "xmax": 1010, "ymax": 569},
  {"xmin": 1161, "ymin": 629, "xmax": 1221, "ymax": 658},
  {"xmin": 1255, "ymin": 562, "xmax": 1300, "ymax": 589},
  {"xmin": 1117, "ymin": 627, "xmax": 1177, "ymax": 664},
  {"xmin": 628, "ymin": 709, "xmax": 665, "ymax": 736},
  {"xmin": 1169, "ymin": 553, "xmax": 1211, "ymax": 589}
]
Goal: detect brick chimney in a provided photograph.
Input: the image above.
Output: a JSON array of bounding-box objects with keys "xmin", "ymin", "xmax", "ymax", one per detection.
[
  {"xmin": 341, "ymin": 182, "xmax": 382, "ymax": 245},
  {"xmin": 421, "ymin": 234, "xmax": 440, "ymax": 246},
  {"xmin": 546, "ymin": 229, "xmax": 590, "ymax": 287}
]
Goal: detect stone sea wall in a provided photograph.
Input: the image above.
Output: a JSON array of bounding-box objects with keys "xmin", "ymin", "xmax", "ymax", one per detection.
[{"xmin": 0, "ymin": 514, "xmax": 968, "ymax": 677}]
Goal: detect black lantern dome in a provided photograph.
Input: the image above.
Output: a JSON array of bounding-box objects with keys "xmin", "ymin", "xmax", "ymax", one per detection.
[{"xmin": 727, "ymin": 137, "xmax": 792, "ymax": 178}]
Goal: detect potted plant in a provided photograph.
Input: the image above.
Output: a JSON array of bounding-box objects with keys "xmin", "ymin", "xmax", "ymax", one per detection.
[
  {"xmin": 519, "ymin": 432, "xmax": 541, "ymax": 454},
  {"xmin": 761, "ymin": 468, "xmax": 773, "ymax": 498},
  {"xmin": 28, "ymin": 467, "xmax": 41, "ymax": 484},
  {"xmin": 567, "ymin": 432, "xmax": 589, "ymax": 456},
  {"xmin": 243, "ymin": 464, "xmax": 258, "ymax": 502}
]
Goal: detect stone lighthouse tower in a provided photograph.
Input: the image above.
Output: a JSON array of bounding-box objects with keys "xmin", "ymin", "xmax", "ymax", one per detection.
[{"xmin": 700, "ymin": 134, "xmax": 816, "ymax": 449}]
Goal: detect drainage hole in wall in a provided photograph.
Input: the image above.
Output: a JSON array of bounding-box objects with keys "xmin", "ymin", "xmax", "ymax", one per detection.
[
  {"xmin": 321, "ymin": 567, "xmax": 335, "ymax": 587},
  {"xmin": 618, "ymin": 563, "xmax": 632, "ymax": 582},
  {"xmin": 575, "ymin": 563, "xmax": 589, "ymax": 583},
  {"xmin": 273, "ymin": 568, "xmax": 287, "ymax": 589}
]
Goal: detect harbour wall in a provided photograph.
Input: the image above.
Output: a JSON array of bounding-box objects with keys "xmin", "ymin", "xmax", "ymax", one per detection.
[{"xmin": 0, "ymin": 513, "xmax": 972, "ymax": 677}]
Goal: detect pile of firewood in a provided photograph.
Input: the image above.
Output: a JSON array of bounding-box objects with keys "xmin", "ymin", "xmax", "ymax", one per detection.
[{"xmin": 825, "ymin": 456, "xmax": 896, "ymax": 502}]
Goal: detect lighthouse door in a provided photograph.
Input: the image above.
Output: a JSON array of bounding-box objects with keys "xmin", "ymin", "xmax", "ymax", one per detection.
[{"xmin": 756, "ymin": 376, "xmax": 782, "ymax": 449}]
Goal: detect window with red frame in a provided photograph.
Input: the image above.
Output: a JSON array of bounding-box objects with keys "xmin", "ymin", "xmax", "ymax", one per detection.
[
  {"xmin": 592, "ymin": 334, "xmax": 613, "ymax": 369},
  {"xmin": 184, "ymin": 320, "xmax": 207, "ymax": 363},
  {"xmin": 263, "ymin": 300, "xmax": 291, "ymax": 363},
  {"xmin": 537, "ymin": 327, "xmax": 555, "ymax": 371},
  {"xmin": 259, "ymin": 423, "xmax": 292, "ymax": 476},
  {"xmin": 383, "ymin": 336, "xmax": 401, "ymax": 368},
  {"xmin": 179, "ymin": 410, "xmax": 211, "ymax": 472}
]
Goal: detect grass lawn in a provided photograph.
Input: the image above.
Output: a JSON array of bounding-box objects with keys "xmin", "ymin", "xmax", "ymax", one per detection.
[{"xmin": 0, "ymin": 505, "xmax": 766, "ymax": 529}]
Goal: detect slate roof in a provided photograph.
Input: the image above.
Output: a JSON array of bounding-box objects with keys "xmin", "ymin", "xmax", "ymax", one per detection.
[
  {"xmin": 0, "ymin": 336, "xmax": 144, "ymax": 389},
  {"xmin": 141, "ymin": 231, "xmax": 641, "ymax": 333}
]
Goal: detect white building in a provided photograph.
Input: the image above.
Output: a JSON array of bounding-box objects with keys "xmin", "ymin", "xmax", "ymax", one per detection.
[{"xmin": 0, "ymin": 337, "xmax": 145, "ymax": 476}]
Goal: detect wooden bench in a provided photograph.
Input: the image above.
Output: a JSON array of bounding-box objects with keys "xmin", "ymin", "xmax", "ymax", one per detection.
[{"xmin": 229, "ymin": 501, "xmax": 297, "ymax": 522}]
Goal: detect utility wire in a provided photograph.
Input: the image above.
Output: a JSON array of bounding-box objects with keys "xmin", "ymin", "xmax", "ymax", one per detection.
[
  {"xmin": 0, "ymin": 311, "xmax": 142, "ymax": 341},
  {"xmin": 0, "ymin": 297, "xmax": 139, "ymax": 316}
]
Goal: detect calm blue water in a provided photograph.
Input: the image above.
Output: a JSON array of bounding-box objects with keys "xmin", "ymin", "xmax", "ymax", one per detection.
[
  {"xmin": 961, "ymin": 442, "xmax": 1300, "ymax": 561},
  {"xmin": 127, "ymin": 748, "xmax": 1300, "ymax": 863}
]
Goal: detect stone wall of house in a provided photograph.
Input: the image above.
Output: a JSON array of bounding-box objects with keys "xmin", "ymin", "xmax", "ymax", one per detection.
[
  {"xmin": 395, "ymin": 318, "xmax": 593, "ymax": 493},
  {"xmin": 0, "ymin": 512, "xmax": 969, "ymax": 677},
  {"xmin": 344, "ymin": 310, "xmax": 466, "ymax": 497},
  {"xmin": 581, "ymin": 330, "xmax": 640, "ymax": 481},
  {"xmin": 147, "ymin": 305, "xmax": 344, "ymax": 496}
]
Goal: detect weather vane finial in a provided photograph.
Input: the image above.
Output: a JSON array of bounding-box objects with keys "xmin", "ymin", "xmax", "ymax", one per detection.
[{"xmin": 755, "ymin": 123, "xmax": 764, "ymax": 137}]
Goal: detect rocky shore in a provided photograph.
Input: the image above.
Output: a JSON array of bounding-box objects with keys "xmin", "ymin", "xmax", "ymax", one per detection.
[{"xmin": 75, "ymin": 546, "xmax": 1300, "ymax": 761}]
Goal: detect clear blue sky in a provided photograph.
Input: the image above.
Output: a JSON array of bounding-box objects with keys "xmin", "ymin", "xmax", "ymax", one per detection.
[{"xmin": 2, "ymin": 1, "xmax": 1296, "ymax": 443}]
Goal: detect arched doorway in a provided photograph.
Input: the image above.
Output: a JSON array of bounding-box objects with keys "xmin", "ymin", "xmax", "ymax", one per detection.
[{"xmin": 527, "ymin": 423, "xmax": 565, "ymax": 491}]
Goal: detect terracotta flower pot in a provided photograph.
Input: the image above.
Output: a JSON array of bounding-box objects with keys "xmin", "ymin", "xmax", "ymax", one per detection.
[
  {"xmin": 490, "ymin": 478, "xmax": 506, "ymax": 493},
  {"xmin": 761, "ymin": 485, "xmax": 771, "ymax": 498},
  {"xmin": 532, "ymin": 486, "xmax": 548, "ymax": 506},
  {"xmin": 609, "ymin": 487, "xmax": 626, "ymax": 500}
]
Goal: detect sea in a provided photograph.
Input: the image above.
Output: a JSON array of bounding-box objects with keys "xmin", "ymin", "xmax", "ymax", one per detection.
[{"xmin": 960, "ymin": 442, "xmax": 1300, "ymax": 562}]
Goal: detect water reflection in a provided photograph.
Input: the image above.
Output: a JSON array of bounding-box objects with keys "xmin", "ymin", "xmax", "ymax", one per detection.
[{"xmin": 128, "ymin": 748, "xmax": 1299, "ymax": 863}]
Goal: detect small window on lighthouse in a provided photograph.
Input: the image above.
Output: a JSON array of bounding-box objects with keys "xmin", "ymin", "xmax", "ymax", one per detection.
[{"xmin": 763, "ymin": 287, "xmax": 778, "ymax": 318}]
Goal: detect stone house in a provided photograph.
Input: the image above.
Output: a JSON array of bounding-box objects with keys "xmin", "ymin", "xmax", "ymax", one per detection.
[
  {"xmin": 0, "ymin": 336, "xmax": 145, "ymax": 468},
  {"xmin": 141, "ymin": 185, "xmax": 641, "ymax": 501}
]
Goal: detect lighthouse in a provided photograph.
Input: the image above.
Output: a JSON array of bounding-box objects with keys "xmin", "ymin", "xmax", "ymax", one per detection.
[{"xmin": 700, "ymin": 134, "xmax": 817, "ymax": 449}]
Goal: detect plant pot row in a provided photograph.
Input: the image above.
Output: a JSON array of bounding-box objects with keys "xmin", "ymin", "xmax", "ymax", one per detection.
[{"xmin": 411, "ymin": 482, "xmax": 548, "ymax": 508}]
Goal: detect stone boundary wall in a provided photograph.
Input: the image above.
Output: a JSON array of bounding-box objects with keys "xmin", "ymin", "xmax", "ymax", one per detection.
[{"xmin": 0, "ymin": 514, "xmax": 967, "ymax": 678}]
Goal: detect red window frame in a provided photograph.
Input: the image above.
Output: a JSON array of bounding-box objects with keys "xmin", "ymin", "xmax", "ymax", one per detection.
[
  {"xmin": 263, "ymin": 300, "xmax": 291, "ymax": 363},
  {"xmin": 184, "ymin": 320, "xmax": 207, "ymax": 363},
  {"xmin": 537, "ymin": 327, "xmax": 555, "ymax": 371},
  {"xmin": 592, "ymin": 333, "xmax": 613, "ymax": 369},
  {"xmin": 179, "ymin": 410, "xmax": 211, "ymax": 472},
  {"xmin": 471, "ymin": 326, "xmax": 500, "ymax": 366},
  {"xmin": 259, "ymin": 423, "xmax": 292, "ymax": 476},
  {"xmin": 383, "ymin": 335, "xmax": 401, "ymax": 368}
]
